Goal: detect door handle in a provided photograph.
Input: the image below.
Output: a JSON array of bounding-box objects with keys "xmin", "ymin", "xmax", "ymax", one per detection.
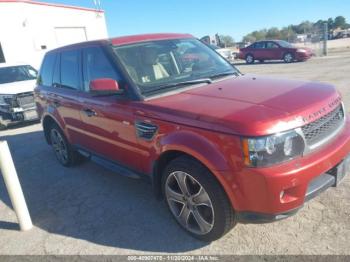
[{"xmin": 82, "ymin": 108, "xmax": 97, "ymax": 117}]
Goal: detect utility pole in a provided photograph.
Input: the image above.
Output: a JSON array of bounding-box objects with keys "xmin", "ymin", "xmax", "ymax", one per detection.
[{"xmin": 323, "ymin": 22, "xmax": 328, "ymax": 56}]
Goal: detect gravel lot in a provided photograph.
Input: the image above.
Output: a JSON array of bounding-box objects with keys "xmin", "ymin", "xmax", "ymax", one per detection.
[{"xmin": 0, "ymin": 49, "xmax": 350, "ymax": 255}]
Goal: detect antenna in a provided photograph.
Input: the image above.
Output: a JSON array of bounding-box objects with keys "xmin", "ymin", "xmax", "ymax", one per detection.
[{"xmin": 93, "ymin": 0, "xmax": 102, "ymax": 17}]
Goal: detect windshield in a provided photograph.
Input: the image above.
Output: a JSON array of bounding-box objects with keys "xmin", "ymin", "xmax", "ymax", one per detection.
[
  {"xmin": 113, "ymin": 38, "xmax": 239, "ymax": 96},
  {"xmin": 0, "ymin": 65, "xmax": 37, "ymax": 84},
  {"xmin": 276, "ymin": 40, "xmax": 293, "ymax": 48}
]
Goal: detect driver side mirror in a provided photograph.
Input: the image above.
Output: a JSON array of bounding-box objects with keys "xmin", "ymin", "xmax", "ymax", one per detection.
[{"xmin": 89, "ymin": 78, "xmax": 123, "ymax": 96}]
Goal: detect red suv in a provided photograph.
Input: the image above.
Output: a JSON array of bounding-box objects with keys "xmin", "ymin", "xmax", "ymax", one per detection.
[
  {"xmin": 35, "ymin": 34, "xmax": 350, "ymax": 241},
  {"xmin": 238, "ymin": 40, "xmax": 314, "ymax": 64}
]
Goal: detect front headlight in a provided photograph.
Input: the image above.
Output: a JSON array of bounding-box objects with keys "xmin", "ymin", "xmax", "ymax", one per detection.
[
  {"xmin": 296, "ymin": 49, "xmax": 307, "ymax": 53},
  {"xmin": 242, "ymin": 130, "xmax": 305, "ymax": 167},
  {"xmin": 0, "ymin": 94, "xmax": 14, "ymax": 105}
]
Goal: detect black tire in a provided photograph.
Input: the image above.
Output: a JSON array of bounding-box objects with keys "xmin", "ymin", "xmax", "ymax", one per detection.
[
  {"xmin": 245, "ymin": 54, "xmax": 255, "ymax": 64},
  {"xmin": 283, "ymin": 52, "xmax": 294, "ymax": 63},
  {"xmin": 259, "ymin": 59, "xmax": 264, "ymax": 63},
  {"xmin": 48, "ymin": 123, "xmax": 83, "ymax": 167},
  {"xmin": 162, "ymin": 156, "xmax": 236, "ymax": 242}
]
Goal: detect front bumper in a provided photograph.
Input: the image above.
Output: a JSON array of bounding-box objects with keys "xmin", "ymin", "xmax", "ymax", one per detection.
[
  {"xmin": 0, "ymin": 107, "xmax": 39, "ymax": 127},
  {"xmin": 237, "ymin": 172, "xmax": 338, "ymax": 223},
  {"xmin": 229, "ymin": 117, "xmax": 350, "ymax": 223},
  {"xmin": 295, "ymin": 52, "xmax": 313, "ymax": 61}
]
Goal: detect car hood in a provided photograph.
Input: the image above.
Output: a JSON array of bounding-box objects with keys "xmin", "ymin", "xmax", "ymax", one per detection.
[
  {"xmin": 139, "ymin": 75, "xmax": 341, "ymax": 136},
  {"xmin": 0, "ymin": 80, "xmax": 36, "ymax": 95}
]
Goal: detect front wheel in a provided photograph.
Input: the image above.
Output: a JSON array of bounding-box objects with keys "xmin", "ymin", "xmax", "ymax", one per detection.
[
  {"xmin": 162, "ymin": 156, "xmax": 236, "ymax": 242},
  {"xmin": 283, "ymin": 52, "xmax": 294, "ymax": 63}
]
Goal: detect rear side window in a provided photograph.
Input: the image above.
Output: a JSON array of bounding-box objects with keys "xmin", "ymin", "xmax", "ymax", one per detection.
[
  {"xmin": 60, "ymin": 50, "xmax": 81, "ymax": 90},
  {"xmin": 82, "ymin": 47, "xmax": 120, "ymax": 91},
  {"xmin": 39, "ymin": 53, "xmax": 56, "ymax": 86}
]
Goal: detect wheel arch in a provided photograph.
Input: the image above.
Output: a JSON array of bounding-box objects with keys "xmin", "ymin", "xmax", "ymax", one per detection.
[
  {"xmin": 151, "ymin": 131, "xmax": 237, "ymax": 209},
  {"xmin": 42, "ymin": 113, "xmax": 65, "ymax": 144}
]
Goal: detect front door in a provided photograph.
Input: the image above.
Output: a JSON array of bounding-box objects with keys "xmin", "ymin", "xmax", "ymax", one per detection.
[
  {"xmin": 77, "ymin": 46, "xmax": 141, "ymax": 171},
  {"xmin": 265, "ymin": 41, "xmax": 283, "ymax": 60}
]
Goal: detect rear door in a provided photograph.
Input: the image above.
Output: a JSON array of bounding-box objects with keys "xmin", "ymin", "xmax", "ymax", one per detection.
[
  {"xmin": 77, "ymin": 46, "xmax": 141, "ymax": 171},
  {"xmin": 48, "ymin": 49, "xmax": 85, "ymax": 144}
]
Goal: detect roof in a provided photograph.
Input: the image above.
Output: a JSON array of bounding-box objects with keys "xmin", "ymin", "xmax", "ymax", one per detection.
[
  {"xmin": 0, "ymin": 0, "xmax": 104, "ymax": 13},
  {"xmin": 48, "ymin": 33, "xmax": 195, "ymax": 52},
  {"xmin": 110, "ymin": 33, "xmax": 194, "ymax": 46}
]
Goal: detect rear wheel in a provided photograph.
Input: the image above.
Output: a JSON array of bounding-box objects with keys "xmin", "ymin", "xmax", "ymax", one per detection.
[
  {"xmin": 49, "ymin": 123, "xmax": 82, "ymax": 167},
  {"xmin": 245, "ymin": 54, "xmax": 254, "ymax": 64},
  {"xmin": 162, "ymin": 156, "xmax": 236, "ymax": 242},
  {"xmin": 283, "ymin": 52, "xmax": 294, "ymax": 63},
  {"xmin": 259, "ymin": 59, "xmax": 264, "ymax": 63}
]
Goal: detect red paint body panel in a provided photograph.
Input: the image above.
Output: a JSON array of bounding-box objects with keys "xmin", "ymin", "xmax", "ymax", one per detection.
[
  {"xmin": 35, "ymin": 34, "xmax": 350, "ymax": 220},
  {"xmin": 145, "ymin": 75, "xmax": 340, "ymax": 136}
]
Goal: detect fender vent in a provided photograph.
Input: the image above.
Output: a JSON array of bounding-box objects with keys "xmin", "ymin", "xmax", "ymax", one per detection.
[{"xmin": 135, "ymin": 121, "xmax": 158, "ymax": 140}]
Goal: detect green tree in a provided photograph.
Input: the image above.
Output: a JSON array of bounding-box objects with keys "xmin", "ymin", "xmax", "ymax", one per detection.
[
  {"xmin": 242, "ymin": 34, "xmax": 256, "ymax": 43},
  {"xmin": 334, "ymin": 16, "xmax": 347, "ymax": 29},
  {"xmin": 327, "ymin": 18, "xmax": 334, "ymax": 30},
  {"xmin": 219, "ymin": 35, "xmax": 235, "ymax": 47},
  {"xmin": 266, "ymin": 27, "xmax": 281, "ymax": 39}
]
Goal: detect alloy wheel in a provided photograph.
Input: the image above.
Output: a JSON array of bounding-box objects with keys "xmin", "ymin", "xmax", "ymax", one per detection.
[
  {"xmin": 165, "ymin": 171, "xmax": 215, "ymax": 235},
  {"xmin": 50, "ymin": 129, "xmax": 68, "ymax": 164},
  {"xmin": 284, "ymin": 53, "xmax": 293, "ymax": 63}
]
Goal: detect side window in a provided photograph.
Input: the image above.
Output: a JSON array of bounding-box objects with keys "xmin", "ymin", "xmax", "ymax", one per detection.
[
  {"xmin": 38, "ymin": 53, "xmax": 56, "ymax": 86},
  {"xmin": 255, "ymin": 42, "xmax": 265, "ymax": 49},
  {"xmin": 82, "ymin": 47, "xmax": 121, "ymax": 91},
  {"xmin": 266, "ymin": 42, "xmax": 279, "ymax": 48},
  {"xmin": 60, "ymin": 50, "xmax": 81, "ymax": 90}
]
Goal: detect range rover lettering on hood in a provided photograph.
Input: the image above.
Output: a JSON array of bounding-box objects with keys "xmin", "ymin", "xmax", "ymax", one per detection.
[{"xmin": 302, "ymin": 96, "xmax": 342, "ymax": 123}]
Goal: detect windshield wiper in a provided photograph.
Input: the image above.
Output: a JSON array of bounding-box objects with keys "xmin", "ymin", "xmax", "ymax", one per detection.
[
  {"xmin": 145, "ymin": 78, "xmax": 212, "ymax": 94},
  {"xmin": 209, "ymin": 71, "xmax": 239, "ymax": 79}
]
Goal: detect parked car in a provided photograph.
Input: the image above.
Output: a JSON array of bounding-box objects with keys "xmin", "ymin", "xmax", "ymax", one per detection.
[
  {"xmin": 0, "ymin": 63, "xmax": 39, "ymax": 129},
  {"xmin": 35, "ymin": 33, "xmax": 350, "ymax": 242},
  {"xmin": 238, "ymin": 40, "xmax": 314, "ymax": 64},
  {"xmin": 209, "ymin": 45, "xmax": 235, "ymax": 63}
]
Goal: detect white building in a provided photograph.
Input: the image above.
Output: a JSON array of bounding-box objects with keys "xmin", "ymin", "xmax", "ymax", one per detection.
[{"xmin": 0, "ymin": 0, "xmax": 108, "ymax": 68}]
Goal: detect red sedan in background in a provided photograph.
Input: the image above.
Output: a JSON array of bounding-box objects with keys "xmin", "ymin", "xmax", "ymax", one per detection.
[{"xmin": 238, "ymin": 40, "xmax": 314, "ymax": 64}]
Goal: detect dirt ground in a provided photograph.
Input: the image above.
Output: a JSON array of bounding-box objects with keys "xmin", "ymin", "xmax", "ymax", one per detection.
[{"xmin": 0, "ymin": 49, "xmax": 349, "ymax": 255}]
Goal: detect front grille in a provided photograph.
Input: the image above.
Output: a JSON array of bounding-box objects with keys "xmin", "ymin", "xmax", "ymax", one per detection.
[
  {"xmin": 301, "ymin": 104, "xmax": 345, "ymax": 148},
  {"xmin": 16, "ymin": 92, "xmax": 35, "ymax": 109}
]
